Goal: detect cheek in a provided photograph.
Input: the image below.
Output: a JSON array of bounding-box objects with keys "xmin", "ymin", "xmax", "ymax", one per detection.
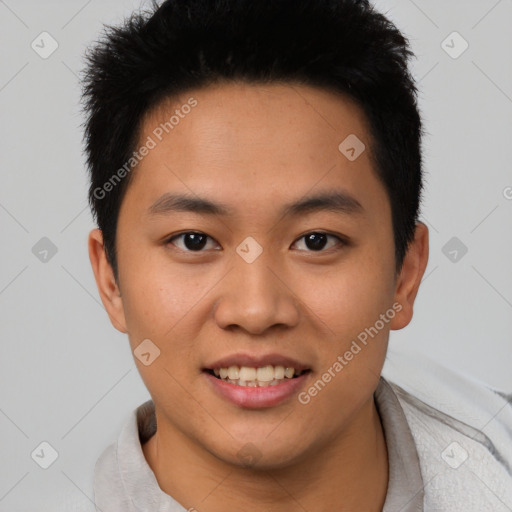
[
  {"xmin": 117, "ymin": 241, "xmax": 203, "ymax": 339},
  {"xmin": 301, "ymin": 258, "xmax": 396, "ymax": 340},
  {"xmin": 118, "ymin": 260, "xmax": 204, "ymax": 406},
  {"xmin": 117, "ymin": 252, "xmax": 221, "ymax": 392},
  {"xmin": 294, "ymin": 263, "xmax": 394, "ymax": 429}
]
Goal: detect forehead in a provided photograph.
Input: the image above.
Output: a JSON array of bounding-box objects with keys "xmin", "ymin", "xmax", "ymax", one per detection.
[
  {"xmin": 124, "ymin": 81, "xmax": 386, "ymax": 218},
  {"xmin": 143, "ymin": 81, "xmax": 371, "ymax": 158}
]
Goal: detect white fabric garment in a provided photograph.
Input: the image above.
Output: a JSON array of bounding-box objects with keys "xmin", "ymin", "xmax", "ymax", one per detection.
[
  {"xmin": 381, "ymin": 346, "xmax": 512, "ymax": 511},
  {"xmin": 93, "ymin": 377, "xmax": 424, "ymax": 511},
  {"xmin": 93, "ymin": 348, "xmax": 512, "ymax": 511}
]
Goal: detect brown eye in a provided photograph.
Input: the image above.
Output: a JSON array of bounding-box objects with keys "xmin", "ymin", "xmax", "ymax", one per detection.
[
  {"xmin": 291, "ymin": 232, "xmax": 344, "ymax": 252},
  {"xmin": 167, "ymin": 232, "xmax": 219, "ymax": 252}
]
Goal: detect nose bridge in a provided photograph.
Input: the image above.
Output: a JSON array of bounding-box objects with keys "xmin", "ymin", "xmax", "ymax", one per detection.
[{"xmin": 213, "ymin": 246, "xmax": 299, "ymax": 334}]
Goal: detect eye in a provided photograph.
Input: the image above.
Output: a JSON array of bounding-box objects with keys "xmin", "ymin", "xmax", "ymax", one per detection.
[
  {"xmin": 291, "ymin": 232, "xmax": 345, "ymax": 252},
  {"xmin": 166, "ymin": 231, "xmax": 220, "ymax": 252}
]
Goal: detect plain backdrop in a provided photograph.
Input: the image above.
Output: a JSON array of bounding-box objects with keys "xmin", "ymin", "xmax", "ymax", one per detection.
[{"xmin": 0, "ymin": 0, "xmax": 511, "ymax": 510}]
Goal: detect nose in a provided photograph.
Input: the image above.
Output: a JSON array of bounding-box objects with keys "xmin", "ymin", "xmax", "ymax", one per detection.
[{"xmin": 213, "ymin": 252, "xmax": 300, "ymax": 335}]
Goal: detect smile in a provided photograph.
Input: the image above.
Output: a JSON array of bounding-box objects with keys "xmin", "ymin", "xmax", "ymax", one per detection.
[{"xmin": 207, "ymin": 365, "xmax": 309, "ymax": 387}]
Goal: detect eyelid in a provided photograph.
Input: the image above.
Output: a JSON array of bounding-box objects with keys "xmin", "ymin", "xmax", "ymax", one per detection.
[
  {"xmin": 166, "ymin": 231, "xmax": 221, "ymax": 251},
  {"xmin": 166, "ymin": 230, "xmax": 348, "ymax": 253},
  {"xmin": 290, "ymin": 231, "xmax": 346, "ymax": 252}
]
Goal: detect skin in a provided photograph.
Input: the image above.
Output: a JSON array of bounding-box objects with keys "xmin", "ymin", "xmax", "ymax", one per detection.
[{"xmin": 89, "ymin": 81, "xmax": 429, "ymax": 512}]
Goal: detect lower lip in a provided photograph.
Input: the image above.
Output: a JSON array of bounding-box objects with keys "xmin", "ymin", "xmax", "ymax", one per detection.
[{"xmin": 204, "ymin": 371, "xmax": 310, "ymax": 409}]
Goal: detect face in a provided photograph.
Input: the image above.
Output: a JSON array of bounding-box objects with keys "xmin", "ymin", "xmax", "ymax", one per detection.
[{"xmin": 89, "ymin": 81, "xmax": 428, "ymax": 470}]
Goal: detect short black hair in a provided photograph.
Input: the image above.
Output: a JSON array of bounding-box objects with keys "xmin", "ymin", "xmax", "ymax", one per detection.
[{"xmin": 81, "ymin": 0, "xmax": 423, "ymax": 281}]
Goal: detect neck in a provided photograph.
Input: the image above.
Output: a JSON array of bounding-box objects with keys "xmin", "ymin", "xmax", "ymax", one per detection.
[{"xmin": 142, "ymin": 395, "xmax": 388, "ymax": 512}]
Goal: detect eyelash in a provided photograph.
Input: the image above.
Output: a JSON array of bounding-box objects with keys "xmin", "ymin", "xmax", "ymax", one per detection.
[{"xmin": 165, "ymin": 231, "xmax": 347, "ymax": 253}]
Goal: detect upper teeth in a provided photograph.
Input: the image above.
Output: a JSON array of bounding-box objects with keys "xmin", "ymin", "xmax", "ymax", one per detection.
[{"xmin": 213, "ymin": 365, "xmax": 300, "ymax": 385}]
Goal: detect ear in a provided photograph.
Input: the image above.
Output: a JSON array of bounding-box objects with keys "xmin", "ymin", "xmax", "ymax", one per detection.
[
  {"xmin": 390, "ymin": 222, "xmax": 429, "ymax": 330},
  {"xmin": 88, "ymin": 228, "xmax": 127, "ymax": 333}
]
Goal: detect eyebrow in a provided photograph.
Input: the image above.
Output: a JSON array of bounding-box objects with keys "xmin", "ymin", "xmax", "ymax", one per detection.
[{"xmin": 147, "ymin": 190, "xmax": 364, "ymax": 218}]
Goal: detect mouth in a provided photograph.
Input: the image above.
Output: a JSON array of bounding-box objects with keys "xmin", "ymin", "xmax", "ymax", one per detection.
[
  {"xmin": 202, "ymin": 355, "xmax": 312, "ymax": 408},
  {"xmin": 205, "ymin": 365, "xmax": 311, "ymax": 387}
]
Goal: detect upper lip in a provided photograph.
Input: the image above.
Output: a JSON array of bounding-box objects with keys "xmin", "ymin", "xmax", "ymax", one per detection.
[{"xmin": 204, "ymin": 353, "xmax": 310, "ymax": 372}]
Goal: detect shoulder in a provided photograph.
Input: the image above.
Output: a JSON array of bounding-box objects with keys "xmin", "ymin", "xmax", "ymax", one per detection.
[
  {"xmin": 382, "ymin": 347, "xmax": 512, "ymax": 511},
  {"xmin": 93, "ymin": 412, "xmax": 139, "ymax": 512}
]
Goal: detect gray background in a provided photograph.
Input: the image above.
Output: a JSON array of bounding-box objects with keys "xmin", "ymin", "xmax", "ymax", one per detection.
[{"xmin": 0, "ymin": 0, "xmax": 511, "ymax": 510}]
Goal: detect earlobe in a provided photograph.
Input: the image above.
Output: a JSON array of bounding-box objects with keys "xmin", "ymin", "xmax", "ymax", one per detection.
[
  {"xmin": 88, "ymin": 228, "xmax": 128, "ymax": 333},
  {"xmin": 390, "ymin": 222, "xmax": 429, "ymax": 331}
]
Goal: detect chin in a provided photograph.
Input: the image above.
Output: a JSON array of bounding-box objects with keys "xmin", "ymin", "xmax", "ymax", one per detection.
[{"xmin": 210, "ymin": 437, "xmax": 311, "ymax": 472}]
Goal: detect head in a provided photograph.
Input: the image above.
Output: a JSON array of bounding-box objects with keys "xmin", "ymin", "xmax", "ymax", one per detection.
[{"xmin": 83, "ymin": 0, "xmax": 428, "ymax": 470}]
